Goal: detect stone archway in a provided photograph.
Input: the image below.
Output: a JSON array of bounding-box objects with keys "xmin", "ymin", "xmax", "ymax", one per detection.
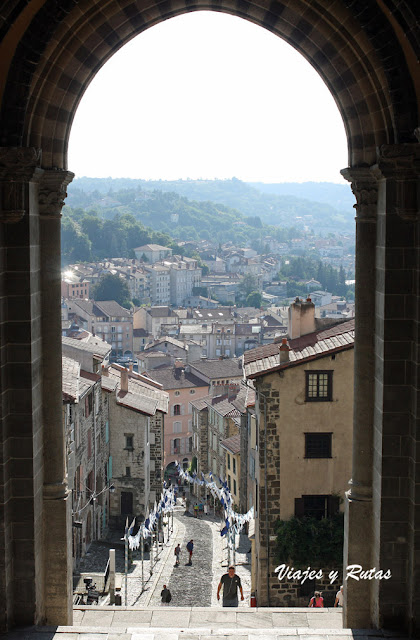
[{"xmin": 0, "ymin": 0, "xmax": 419, "ymax": 634}]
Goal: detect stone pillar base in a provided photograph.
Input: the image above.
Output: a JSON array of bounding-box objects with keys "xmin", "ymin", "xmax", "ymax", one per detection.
[
  {"xmin": 43, "ymin": 492, "xmax": 73, "ymax": 626},
  {"xmin": 343, "ymin": 493, "xmax": 373, "ymax": 629}
]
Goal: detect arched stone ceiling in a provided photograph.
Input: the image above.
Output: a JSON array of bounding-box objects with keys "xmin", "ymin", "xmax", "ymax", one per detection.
[{"xmin": 0, "ymin": 0, "xmax": 418, "ymax": 170}]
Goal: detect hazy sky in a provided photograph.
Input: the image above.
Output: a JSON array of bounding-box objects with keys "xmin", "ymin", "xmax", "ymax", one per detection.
[{"xmin": 68, "ymin": 11, "xmax": 348, "ymax": 184}]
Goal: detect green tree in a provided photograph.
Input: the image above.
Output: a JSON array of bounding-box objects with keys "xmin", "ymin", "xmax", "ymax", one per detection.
[
  {"xmin": 238, "ymin": 274, "xmax": 258, "ymax": 300},
  {"xmin": 246, "ymin": 291, "xmax": 262, "ymax": 308},
  {"xmin": 92, "ymin": 274, "xmax": 131, "ymax": 307}
]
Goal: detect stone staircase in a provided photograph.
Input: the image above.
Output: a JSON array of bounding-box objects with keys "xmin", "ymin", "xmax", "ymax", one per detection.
[{"xmin": 2, "ymin": 607, "xmax": 409, "ymax": 640}]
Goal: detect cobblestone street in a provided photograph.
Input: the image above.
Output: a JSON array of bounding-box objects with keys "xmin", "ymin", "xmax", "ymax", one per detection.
[{"xmin": 77, "ymin": 496, "xmax": 252, "ymax": 609}]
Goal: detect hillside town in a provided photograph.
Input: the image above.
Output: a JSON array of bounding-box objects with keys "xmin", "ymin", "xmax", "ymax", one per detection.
[{"xmin": 61, "ymin": 243, "xmax": 355, "ymax": 607}]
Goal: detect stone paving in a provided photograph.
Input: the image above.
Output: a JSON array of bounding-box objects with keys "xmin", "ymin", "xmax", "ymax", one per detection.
[{"xmin": 75, "ymin": 494, "xmax": 251, "ymax": 609}]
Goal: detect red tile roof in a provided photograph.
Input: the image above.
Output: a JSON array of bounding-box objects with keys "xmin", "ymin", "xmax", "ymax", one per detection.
[{"xmin": 244, "ymin": 319, "xmax": 355, "ymax": 380}]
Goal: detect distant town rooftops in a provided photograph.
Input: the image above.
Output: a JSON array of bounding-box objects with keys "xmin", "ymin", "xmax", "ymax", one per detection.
[
  {"xmin": 134, "ymin": 244, "xmax": 171, "ymax": 252},
  {"xmin": 145, "ymin": 366, "xmax": 209, "ymax": 391},
  {"xmin": 189, "ymin": 358, "xmax": 243, "ymax": 380}
]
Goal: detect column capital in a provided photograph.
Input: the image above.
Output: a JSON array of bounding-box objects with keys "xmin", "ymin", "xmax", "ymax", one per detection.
[
  {"xmin": 375, "ymin": 143, "xmax": 420, "ymax": 221},
  {"xmin": 340, "ymin": 166, "xmax": 378, "ymax": 222},
  {"xmin": 0, "ymin": 147, "xmax": 43, "ymax": 223},
  {"xmin": 39, "ymin": 169, "xmax": 74, "ymax": 218}
]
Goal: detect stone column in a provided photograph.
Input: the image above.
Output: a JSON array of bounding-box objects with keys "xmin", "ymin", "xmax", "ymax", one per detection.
[
  {"xmin": 341, "ymin": 167, "xmax": 378, "ymax": 628},
  {"xmin": 38, "ymin": 169, "xmax": 74, "ymax": 625},
  {"xmin": 0, "ymin": 147, "xmax": 44, "ymax": 629},
  {"xmin": 370, "ymin": 144, "xmax": 420, "ymax": 632}
]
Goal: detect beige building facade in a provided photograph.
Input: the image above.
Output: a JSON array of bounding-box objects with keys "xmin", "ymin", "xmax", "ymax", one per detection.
[
  {"xmin": 0, "ymin": 2, "xmax": 419, "ymax": 634},
  {"xmin": 244, "ymin": 315, "xmax": 354, "ymax": 607}
]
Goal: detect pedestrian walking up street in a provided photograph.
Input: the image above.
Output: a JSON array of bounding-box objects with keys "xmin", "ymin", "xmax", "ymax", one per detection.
[
  {"xmin": 186, "ymin": 539, "xmax": 194, "ymax": 565},
  {"xmin": 217, "ymin": 566, "xmax": 244, "ymax": 607},
  {"xmin": 161, "ymin": 584, "xmax": 172, "ymax": 605},
  {"xmin": 174, "ymin": 543, "xmax": 181, "ymax": 566}
]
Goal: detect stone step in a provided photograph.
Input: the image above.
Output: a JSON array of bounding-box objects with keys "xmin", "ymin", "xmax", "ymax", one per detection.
[
  {"xmin": 2, "ymin": 608, "xmax": 408, "ymax": 640},
  {"xmin": 4, "ymin": 625, "xmax": 408, "ymax": 640}
]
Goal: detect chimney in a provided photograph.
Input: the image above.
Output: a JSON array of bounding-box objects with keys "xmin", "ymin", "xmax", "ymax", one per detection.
[
  {"xmin": 121, "ymin": 367, "xmax": 128, "ymax": 392},
  {"xmin": 279, "ymin": 338, "xmax": 290, "ymax": 363},
  {"xmin": 288, "ymin": 297, "xmax": 316, "ymax": 339},
  {"xmin": 102, "ymin": 365, "xmax": 109, "ymax": 377},
  {"xmin": 128, "ymin": 363, "xmax": 133, "ymax": 373}
]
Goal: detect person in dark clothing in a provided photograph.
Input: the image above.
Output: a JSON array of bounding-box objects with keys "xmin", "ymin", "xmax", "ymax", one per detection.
[
  {"xmin": 217, "ymin": 566, "xmax": 244, "ymax": 607},
  {"xmin": 161, "ymin": 584, "xmax": 172, "ymax": 604},
  {"xmin": 174, "ymin": 543, "xmax": 181, "ymax": 566},
  {"xmin": 186, "ymin": 539, "xmax": 194, "ymax": 565}
]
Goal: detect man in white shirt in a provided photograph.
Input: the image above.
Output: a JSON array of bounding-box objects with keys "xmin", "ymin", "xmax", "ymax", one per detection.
[{"xmin": 334, "ymin": 585, "xmax": 344, "ymax": 607}]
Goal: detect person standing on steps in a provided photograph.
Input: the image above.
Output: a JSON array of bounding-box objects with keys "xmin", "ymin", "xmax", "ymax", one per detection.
[
  {"xmin": 186, "ymin": 539, "xmax": 194, "ymax": 565},
  {"xmin": 309, "ymin": 591, "xmax": 324, "ymax": 607},
  {"xmin": 217, "ymin": 566, "xmax": 244, "ymax": 607},
  {"xmin": 174, "ymin": 543, "xmax": 181, "ymax": 566}
]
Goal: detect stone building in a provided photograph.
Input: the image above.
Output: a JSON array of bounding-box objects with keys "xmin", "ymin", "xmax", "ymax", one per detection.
[
  {"xmin": 220, "ymin": 434, "xmax": 241, "ymax": 506},
  {"xmin": 66, "ymin": 299, "xmax": 133, "ymax": 357},
  {"xmin": 62, "ymin": 357, "xmax": 110, "ymax": 571},
  {"xmin": 101, "ymin": 365, "xmax": 168, "ymax": 528},
  {"xmin": 0, "ymin": 2, "xmax": 419, "ymax": 634},
  {"xmin": 191, "ymin": 387, "xmax": 247, "ymax": 488},
  {"xmin": 244, "ymin": 317, "xmax": 354, "ymax": 607}
]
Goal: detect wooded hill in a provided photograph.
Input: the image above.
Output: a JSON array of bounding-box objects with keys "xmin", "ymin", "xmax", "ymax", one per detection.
[{"xmin": 66, "ymin": 177, "xmax": 355, "ymax": 235}]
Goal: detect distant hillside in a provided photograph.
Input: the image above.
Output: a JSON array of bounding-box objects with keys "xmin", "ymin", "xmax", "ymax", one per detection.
[
  {"xmin": 248, "ymin": 181, "xmax": 355, "ymax": 211},
  {"xmin": 67, "ymin": 177, "xmax": 355, "ymax": 234},
  {"xmin": 64, "ymin": 184, "xmax": 300, "ymax": 250}
]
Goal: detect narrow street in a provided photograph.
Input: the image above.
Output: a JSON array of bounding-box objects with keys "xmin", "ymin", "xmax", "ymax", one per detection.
[{"xmin": 77, "ymin": 495, "xmax": 252, "ymax": 608}]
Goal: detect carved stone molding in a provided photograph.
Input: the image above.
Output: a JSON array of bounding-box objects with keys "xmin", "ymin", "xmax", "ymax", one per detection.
[
  {"xmin": 376, "ymin": 143, "xmax": 420, "ymax": 222},
  {"xmin": 0, "ymin": 147, "xmax": 42, "ymax": 223},
  {"xmin": 341, "ymin": 166, "xmax": 378, "ymax": 222},
  {"xmin": 39, "ymin": 169, "xmax": 75, "ymax": 218}
]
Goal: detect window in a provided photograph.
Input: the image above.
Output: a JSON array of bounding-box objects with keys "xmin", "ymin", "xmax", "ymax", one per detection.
[
  {"xmin": 233, "ymin": 479, "xmax": 237, "ymax": 495},
  {"xmin": 125, "ymin": 466, "xmax": 131, "ymax": 477},
  {"xmin": 227, "ymin": 454, "xmax": 231, "ymax": 470},
  {"xmin": 295, "ymin": 495, "xmax": 339, "ymax": 519},
  {"xmin": 189, "ymin": 389, "xmax": 195, "ymax": 394},
  {"xmin": 174, "ymin": 391, "xmax": 180, "ymax": 396},
  {"xmin": 85, "ymin": 393, "xmax": 93, "ymax": 417},
  {"xmin": 233, "ymin": 457, "xmax": 236, "ymax": 474},
  {"xmin": 87, "ymin": 429, "xmax": 92, "ymax": 459},
  {"xmin": 305, "ymin": 371, "xmax": 333, "ymax": 401},
  {"xmin": 121, "ymin": 491, "xmax": 133, "ymax": 515},
  {"xmin": 173, "ymin": 421, "xmax": 182, "ymax": 433},
  {"xmin": 305, "ymin": 433, "xmax": 332, "ymax": 458},
  {"xmin": 125, "ymin": 434, "xmax": 134, "ymax": 450},
  {"xmin": 173, "ymin": 404, "xmax": 181, "ymax": 416}
]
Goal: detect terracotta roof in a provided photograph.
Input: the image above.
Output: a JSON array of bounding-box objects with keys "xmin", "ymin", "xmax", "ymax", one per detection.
[
  {"xmin": 62, "ymin": 335, "xmax": 111, "ymax": 358},
  {"xmin": 146, "ymin": 367, "xmax": 209, "ymax": 391},
  {"xmin": 62, "ymin": 356, "xmax": 80, "ymax": 402},
  {"xmin": 244, "ymin": 319, "xmax": 355, "ymax": 380},
  {"xmin": 220, "ymin": 434, "xmax": 241, "ymax": 455},
  {"xmin": 189, "ymin": 358, "xmax": 243, "ymax": 380},
  {"xmin": 190, "ymin": 395, "xmax": 211, "ymax": 411},
  {"xmin": 144, "ymin": 336, "xmax": 186, "ymax": 351},
  {"xmin": 107, "ymin": 366, "xmax": 169, "ymax": 413},
  {"xmin": 116, "ymin": 390, "xmax": 158, "ymax": 415},
  {"xmin": 101, "ymin": 376, "xmax": 118, "ymax": 392}
]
